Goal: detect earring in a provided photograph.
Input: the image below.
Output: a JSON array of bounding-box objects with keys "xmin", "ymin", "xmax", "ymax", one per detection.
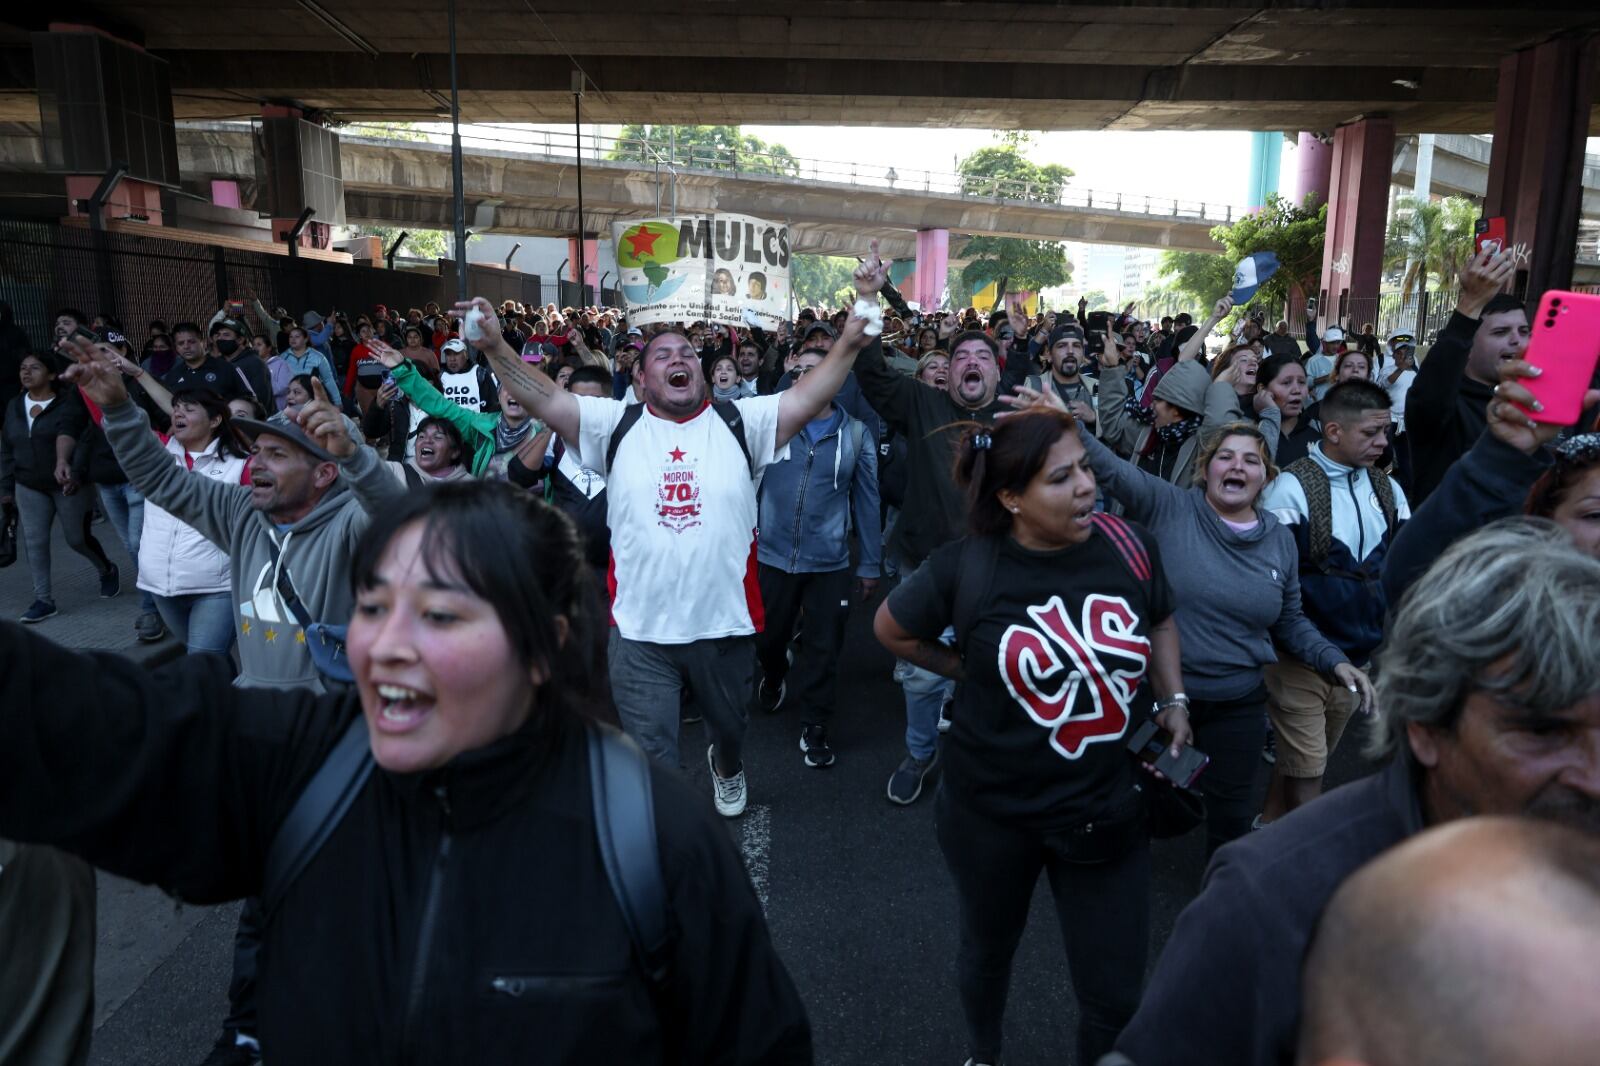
[{"xmin": 1010, "ymin": 506, "xmax": 1020, "ymax": 513}]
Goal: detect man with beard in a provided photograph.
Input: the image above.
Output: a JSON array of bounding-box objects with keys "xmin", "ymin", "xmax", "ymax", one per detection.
[
  {"xmin": 1026, "ymin": 322, "xmax": 1099, "ymax": 433},
  {"xmin": 458, "ymin": 252, "xmax": 876, "ymax": 819},
  {"xmin": 852, "ymin": 267, "xmax": 1033, "ymax": 805},
  {"xmin": 1117, "ymin": 518, "xmax": 1600, "ymax": 1066}
]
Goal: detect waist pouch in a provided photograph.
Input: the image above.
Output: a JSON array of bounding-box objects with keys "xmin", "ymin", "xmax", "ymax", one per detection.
[{"xmin": 1041, "ymin": 787, "xmax": 1147, "ymax": 865}]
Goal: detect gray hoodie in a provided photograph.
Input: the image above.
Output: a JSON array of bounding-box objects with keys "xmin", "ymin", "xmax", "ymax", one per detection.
[
  {"xmin": 1097, "ymin": 362, "xmax": 1282, "ymax": 484},
  {"xmin": 1078, "ymin": 427, "xmax": 1345, "ymax": 701},
  {"xmin": 102, "ymin": 400, "xmax": 404, "ymax": 692}
]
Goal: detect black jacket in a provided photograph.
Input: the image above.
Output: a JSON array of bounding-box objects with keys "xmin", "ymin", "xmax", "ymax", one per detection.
[
  {"xmin": 854, "ymin": 336, "xmax": 1031, "ymax": 568},
  {"xmin": 1382, "ymin": 431, "xmax": 1550, "ymax": 604},
  {"xmin": 0, "ymin": 625, "xmax": 813, "ymax": 1065},
  {"xmin": 1405, "ymin": 310, "xmax": 1493, "ymax": 504},
  {"xmin": 1116, "ymin": 755, "xmax": 1426, "ymax": 1066},
  {"xmin": 1, "ymin": 390, "xmax": 88, "ymax": 495}
]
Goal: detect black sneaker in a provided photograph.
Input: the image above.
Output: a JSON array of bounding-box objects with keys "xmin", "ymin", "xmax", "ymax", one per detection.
[
  {"xmin": 758, "ymin": 676, "xmax": 786, "ymax": 715},
  {"xmin": 799, "ymin": 724, "xmax": 835, "ymax": 768},
  {"xmin": 196, "ymin": 1032, "xmax": 259, "ymax": 1066},
  {"xmin": 1261, "ymin": 727, "xmax": 1277, "ymax": 766},
  {"xmin": 98, "ymin": 564, "xmax": 120, "ymax": 598},
  {"xmin": 886, "ymin": 750, "xmax": 939, "ymax": 806},
  {"xmin": 19, "ymin": 599, "xmax": 58, "ymax": 624},
  {"xmin": 134, "ymin": 611, "xmax": 166, "ymax": 643}
]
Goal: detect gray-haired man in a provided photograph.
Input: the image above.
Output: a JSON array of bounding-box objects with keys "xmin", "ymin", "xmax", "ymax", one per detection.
[{"xmin": 1116, "ymin": 517, "xmax": 1600, "ymax": 1066}]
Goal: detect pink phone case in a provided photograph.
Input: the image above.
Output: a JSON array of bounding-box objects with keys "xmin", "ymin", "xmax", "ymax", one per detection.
[{"xmin": 1519, "ymin": 290, "xmax": 1600, "ymax": 425}]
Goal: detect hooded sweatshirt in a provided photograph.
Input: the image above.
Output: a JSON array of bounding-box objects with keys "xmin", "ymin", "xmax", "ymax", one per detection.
[
  {"xmin": 102, "ymin": 399, "xmax": 404, "ymax": 691},
  {"xmin": 1097, "ymin": 362, "xmax": 1281, "ymax": 484},
  {"xmin": 1077, "ymin": 427, "xmax": 1346, "ymax": 700}
]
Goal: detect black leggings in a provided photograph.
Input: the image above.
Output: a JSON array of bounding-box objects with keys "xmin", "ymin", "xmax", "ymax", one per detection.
[
  {"xmin": 935, "ymin": 785, "xmax": 1150, "ymax": 1065},
  {"xmin": 1187, "ymin": 684, "xmax": 1269, "ymax": 857}
]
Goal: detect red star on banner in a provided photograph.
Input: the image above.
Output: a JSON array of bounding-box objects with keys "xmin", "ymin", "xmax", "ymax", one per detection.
[
  {"xmin": 669, "ymin": 446, "xmax": 686, "ymax": 462},
  {"xmin": 626, "ymin": 226, "xmax": 662, "ymax": 258}
]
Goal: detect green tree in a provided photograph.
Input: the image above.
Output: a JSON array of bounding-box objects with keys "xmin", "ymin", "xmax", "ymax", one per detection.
[
  {"xmin": 1207, "ymin": 193, "xmax": 1326, "ymax": 314},
  {"xmin": 357, "ymin": 225, "xmax": 452, "ymax": 261},
  {"xmin": 955, "ymin": 140, "xmax": 1075, "ymax": 296},
  {"xmin": 1383, "ymin": 194, "xmax": 1477, "ymax": 300},
  {"xmin": 790, "ymin": 254, "xmax": 857, "ymax": 308},
  {"xmin": 609, "ymin": 125, "xmax": 798, "ymax": 177},
  {"xmin": 1080, "ymin": 289, "xmax": 1110, "ymax": 311},
  {"xmin": 1155, "ymin": 250, "xmax": 1234, "ymax": 307}
]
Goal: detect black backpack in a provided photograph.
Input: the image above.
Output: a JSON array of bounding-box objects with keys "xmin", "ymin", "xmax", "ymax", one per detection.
[
  {"xmin": 260, "ymin": 717, "xmax": 673, "ymax": 986},
  {"xmin": 604, "ymin": 401, "xmax": 753, "ymax": 477}
]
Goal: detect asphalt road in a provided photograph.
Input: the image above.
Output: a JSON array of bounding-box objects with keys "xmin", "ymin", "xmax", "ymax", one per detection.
[{"xmin": 6, "ymin": 523, "xmax": 1378, "ymax": 1066}]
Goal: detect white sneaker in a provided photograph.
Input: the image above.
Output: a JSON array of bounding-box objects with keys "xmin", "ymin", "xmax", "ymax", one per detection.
[{"xmin": 707, "ymin": 745, "xmax": 747, "ymax": 818}]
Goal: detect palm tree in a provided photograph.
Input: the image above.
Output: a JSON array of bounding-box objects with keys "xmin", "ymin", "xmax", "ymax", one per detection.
[{"xmin": 1384, "ymin": 195, "xmax": 1478, "ymax": 301}]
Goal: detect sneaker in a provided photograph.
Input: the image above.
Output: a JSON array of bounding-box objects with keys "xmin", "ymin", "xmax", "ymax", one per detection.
[
  {"xmin": 886, "ymin": 750, "xmax": 939, "ymax": 806},
  {"xmin": 937, "ymin": 697, "xmax": 954, "ymax": 734},
  {"xmin": 19, "ymin": 599, "xmax": 58, "ymax": 624},
  {"xmin": 98, "ymin": 564, "xmax": 120, "ymax": 598},
  {"xmin": 196, "ymin": 1032, "xmax": 259, "ymax": 1065},
  {"xmin": 799, "ymin": 724, "xmax": 835, "ymax": 768},
  {"xmin": 758, "ymin": 676, "xmax": 786, "ymax": 715},
  {"xmin": 1261, "ymin": 728, "xmax": 1277, "ymax": 766},
  {"xmin": 707, "ymin": 745, "xmax": 747, "ymax": 817},
  {"xmin": 134, "ymin": 611, "xmax": 166, "ymax": 643}
]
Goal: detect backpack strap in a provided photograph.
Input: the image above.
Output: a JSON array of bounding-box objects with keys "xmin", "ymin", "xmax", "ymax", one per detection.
[
  {"xmin": 585, "ymin": 720, "xmax": 672, "ymax": 987},
  {"xmin": 710, "ymin": 400, "xmax": 755, "ymax": 477},
  {"xmin": 261, "ymin": 712, "xmax": 375, "ymax": 924},
  {"xmin": 603, "ymin": 403, "xmax": 647, "ymax": 476},
  {"xmin": 952, "ymin": 535, "xmax": 1002, "ymax": 645},
  {"xmin": 1369, "ymin": 465, "xmax": 1399, "ymax": 537},
  {"xmin": 603, "ymin": 400, "xmax": 755, "ymax": 478},
  {"xmin": 401, "ymin": 463, "xmax": 424, "ymax": 490},
  {"xmin": 1086, "ymin": 512, "xmax": 1152, "ymax": 583},
  {"xmin": 1282, "ymin": 457, "xmax": 1333, "ymax": 567}
]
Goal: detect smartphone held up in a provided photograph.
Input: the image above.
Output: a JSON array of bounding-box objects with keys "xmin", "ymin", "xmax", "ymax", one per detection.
[{"xmin": 1513, "ymin": 290, "xmax": 1600, "ymax": 426}]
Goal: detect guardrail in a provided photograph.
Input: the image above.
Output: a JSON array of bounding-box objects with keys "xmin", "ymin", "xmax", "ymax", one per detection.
[{"xmin": 273, "ymin": 121, "xmax": 1248, "ymax": 225}]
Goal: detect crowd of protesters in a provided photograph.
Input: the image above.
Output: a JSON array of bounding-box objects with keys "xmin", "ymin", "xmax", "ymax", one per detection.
[{"xmin": 1, "ymin": 235, "xmax": 1598, "ymax": 1066}]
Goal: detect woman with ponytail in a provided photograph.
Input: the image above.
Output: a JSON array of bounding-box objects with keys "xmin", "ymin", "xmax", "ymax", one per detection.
[{"xmin": 873, "ymin": 408, "xmax": 1190, "ymax": 1066}]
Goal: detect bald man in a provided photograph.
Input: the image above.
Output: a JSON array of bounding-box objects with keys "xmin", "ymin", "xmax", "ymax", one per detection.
[{"xmin": 1298, "ymin": 816, "xmax": 1600, "ymax": 1066}]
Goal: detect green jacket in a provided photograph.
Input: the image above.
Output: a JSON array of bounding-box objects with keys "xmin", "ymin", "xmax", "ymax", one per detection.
[{"xmin": 392, "ymin": 361, "xmax": 543, "ymax": 479}]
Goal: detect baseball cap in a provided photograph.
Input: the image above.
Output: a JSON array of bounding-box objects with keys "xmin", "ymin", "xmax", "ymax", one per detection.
[
  {"xmin": 1387, "ymin": 331, "xmax": 1416, "ymax": 350},
  {"xmin": 627, "ymin": 326, "xmax": 643, "ymax": 337},
  {"xmin": 441, "ymin": 337, "xmax": 467, "ymax": 354},
  {"xmin": 1323, "ymin": 326, "xmax": 1347, "ymax": 344},
  {"xmin": 803, "ymin": 322, "xmax": 837, "ymax": 341},
  {"xmin": 231, "ymin": 416, "xmax": 338, "ymax": 464},
  {"xmin": 1048, "ymin": 324, "xmax": 1086, "ymax": 347},
  {"xmin": 210, "ymin": 317, "xmax": 247, "ymax": 336}
]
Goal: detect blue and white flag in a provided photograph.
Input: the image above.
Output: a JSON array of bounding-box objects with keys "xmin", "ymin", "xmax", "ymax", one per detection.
[{"xmin": 1230, "ymin": 251, "xmax": 1280, "ymax": 305}]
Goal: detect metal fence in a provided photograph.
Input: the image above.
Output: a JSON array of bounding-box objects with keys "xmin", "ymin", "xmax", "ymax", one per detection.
[
  {"xmin": 0, "ymin": 220, "xmax": 572, "ymax": 351},
  {"xmin": 1341, "ymin": 287, "xmax": 1464, "ymax": 343}
]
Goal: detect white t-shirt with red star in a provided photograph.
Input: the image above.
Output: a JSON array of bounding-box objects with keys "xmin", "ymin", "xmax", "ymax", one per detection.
[{"xmin": 571, "ymin": 394, "xmax": 786, "ymax": 644}]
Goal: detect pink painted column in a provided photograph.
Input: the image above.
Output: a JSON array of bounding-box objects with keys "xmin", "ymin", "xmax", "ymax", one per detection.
[
  {"xmin": 1294, "ymin": 131, "xmax": 1333, "ymax": 208},
  {"xmin": 567, "ymin": 237, "xmax": 599, "ymax": 286},
  {"xmin": 912, "ymin": 228, "xmax": 949, "ymax": 312},
  {"xmin": 1318, "ymin": 118, "xmax": 1395, "ymax": 325}
]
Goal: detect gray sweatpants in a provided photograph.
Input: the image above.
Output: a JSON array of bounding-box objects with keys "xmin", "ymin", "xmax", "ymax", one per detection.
[
  {"xmin": 13, "ymin": 483, "xmax": 112, "ymax": 604},
  {"xmin": 608, "ymin": 630, "xmax": 754, "ymax": 774}
]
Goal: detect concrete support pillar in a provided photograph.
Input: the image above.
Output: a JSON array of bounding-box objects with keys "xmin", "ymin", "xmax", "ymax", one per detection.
[
  {"xmin": 568, "ymin": 236, "xmax": 599, "ymax": 292},
  {"xmin": 1246, "ymin": 131, "xmax": 1282, "ymax": 209},
  {"xmin": 1294, "ymin": 132, "xmax": 1333, "ymax": 208},
  {"xmin": 1484, "ymin": 33, "xmax": 1598, "ymax": 303},
  {"xmin": 910, "ymin": 228, "xmax": 949, "ymax": 312},
  {"xmin": 1318, "ymin": 117, "xmax": 1396, "ymax": 326}
]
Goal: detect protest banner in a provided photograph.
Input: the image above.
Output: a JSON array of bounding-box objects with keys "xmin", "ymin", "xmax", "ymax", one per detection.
[{"xmin": 613, "ymin": 213, "xmax": 791, "ymax": 330}]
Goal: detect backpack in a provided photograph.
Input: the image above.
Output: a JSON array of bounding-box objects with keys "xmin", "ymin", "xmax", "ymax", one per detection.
[
  {"xmin": 1281, "ymin": 457, "xmax": 1397, "ymax": 569},
  {"xmin": 951, "ymin": 512, "xmax": 1151, "ymax": 644},
  {"xmin": 260, "ymin": 716, "xmax": 673, "ymax": 987},
  {"xmin": 604, "ymin": 401, "xmax": 753, "ymax": 477}
]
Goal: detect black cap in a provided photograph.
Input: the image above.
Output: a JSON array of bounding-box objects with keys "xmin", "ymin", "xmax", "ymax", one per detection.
[
  {"xmin": 803, "ymin": 322, "xmax": 837, "ymax": 341},
  {"xmin": 1048, "ymin": 324, "xmax": 1086, "ymax": 347},
  {"xmin": 231, "ymin": 417, "xmax": 339, "ymax": 464}
]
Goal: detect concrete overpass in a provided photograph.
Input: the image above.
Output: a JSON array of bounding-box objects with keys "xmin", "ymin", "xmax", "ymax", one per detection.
[
  {"xmin": 0, "ymin": 122, "xmax": 1237, "ymax": 258},
  {"xmin": 3, "ymin": 4, "xmax": 1598, "ymax": 132},
  {"xmin": 1391, "ymin": 133, "xmax": 1600, "ymax": 219}
]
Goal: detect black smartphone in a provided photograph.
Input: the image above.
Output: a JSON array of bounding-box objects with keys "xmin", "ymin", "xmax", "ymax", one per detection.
[
  {"xmin": 1305, "ymin": 296, "xmax": 1319, "ymax": 319},
  {"xmin": 1127, "ymin": 719, "xmax": 1210, "ymax": 789}
]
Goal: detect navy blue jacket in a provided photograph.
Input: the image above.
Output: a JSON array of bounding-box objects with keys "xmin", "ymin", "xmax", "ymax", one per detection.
[
  {"xmin": 756, "ymin": 405, "xmax": 881, "ymax": 577},
  {"xmin": 1118, "ymin": 754, "xmax": 1427, "ymax": 1066}
]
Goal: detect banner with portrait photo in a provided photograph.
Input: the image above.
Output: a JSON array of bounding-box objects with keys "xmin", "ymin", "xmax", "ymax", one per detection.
[{"xmin": 612, "ymin": 213, "xmax": 791, "ymax": 330}]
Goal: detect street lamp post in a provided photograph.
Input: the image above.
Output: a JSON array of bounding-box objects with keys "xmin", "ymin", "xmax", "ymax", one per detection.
[{"xmin": 572, "ymin": 70, "xmax": 586, "ymax": 305}]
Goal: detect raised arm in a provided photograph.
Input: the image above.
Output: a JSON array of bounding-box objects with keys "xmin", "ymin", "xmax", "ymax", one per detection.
[
  {"xmin": 840, "ymin": 242, "xmax": 915, "ymax": 430},
  {"xmin": 1178, "ymin": 296, "xmax": 1233, "ymax": 363},
  {"xmin": 454, "ymin": 297, "xmax": 580, "ymax": 444},
  {"xmin": 778, "ymin": 302, "xmax": 872, "ymax": 450},
  {"xmin": 297, "ymin": 377, "xmax": 405, "ymax": 516}
]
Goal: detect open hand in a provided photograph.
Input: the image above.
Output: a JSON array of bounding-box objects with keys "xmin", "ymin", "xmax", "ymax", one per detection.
[
  {"xmin": 1333, "ymin": 663, "xmax": 1377, "ymax": 716},
  {"xmin": 367, "ymin": 337, "xmax": 406, "ymax": 370},
  {"xmin": 297, "ymin": 377, "xmax": 356, "ymax": 459},
  {"xmin": 1458, "ymin": 248, "xmax": 1515, "ymax": 317},
  {"xmin": 58, "ymin": 336, "xmax": 130, "ymax": 408},
  {"xmin": 997, "ymin": 382, "xmax": 1069, "ymax": 419}
]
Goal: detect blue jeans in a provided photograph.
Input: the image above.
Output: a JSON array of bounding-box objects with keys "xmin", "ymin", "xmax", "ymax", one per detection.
[
  {"xmin": 97, "ymin": 482, "xmax": 157, "ymax": 614},
  {"xmin": 897, "ymin": 557, "xmax": 955, "ymax": 761},
  {"xmin": 154, "ymin": 591, "xmax": 236, "ymax": 657}
]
